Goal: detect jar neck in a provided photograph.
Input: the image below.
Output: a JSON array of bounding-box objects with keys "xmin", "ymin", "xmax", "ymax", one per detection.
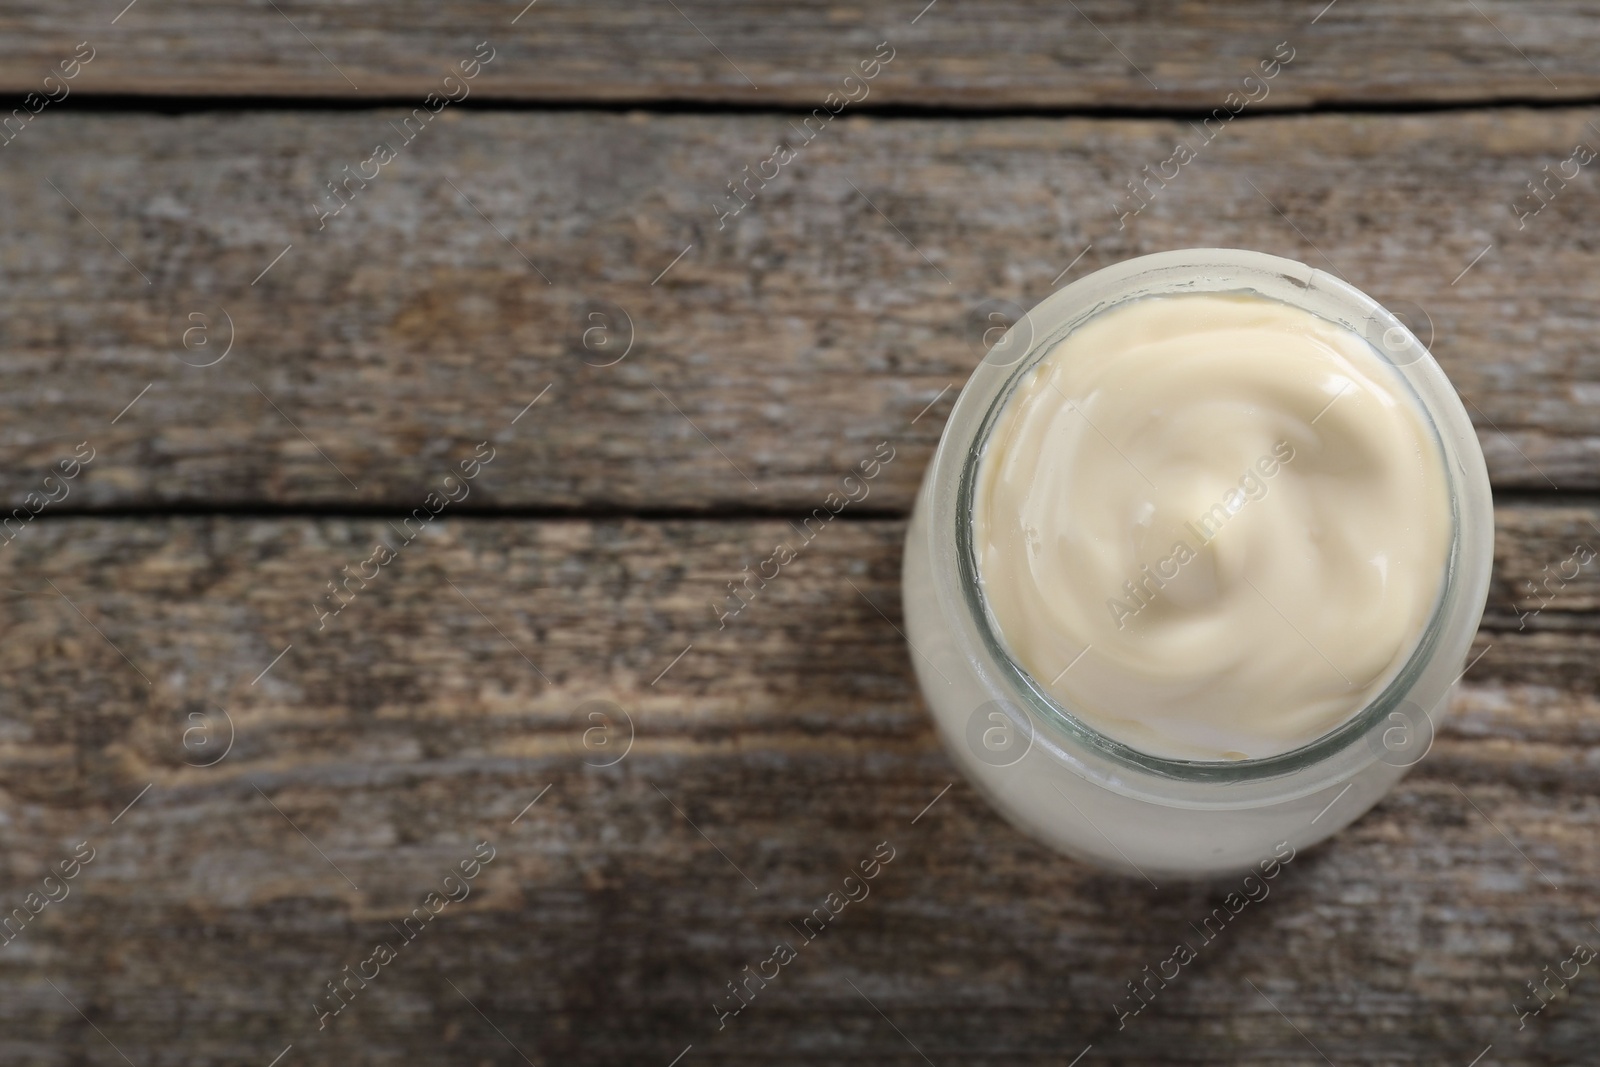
[{"xmin": 928, "ymin": 249, "xmax": 1491, "ymax": 797}]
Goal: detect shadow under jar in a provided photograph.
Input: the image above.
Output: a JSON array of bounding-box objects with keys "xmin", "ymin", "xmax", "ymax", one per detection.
[{"xmin": 902, "ymin": 249, "xmax": 1494, "ymax": 880}]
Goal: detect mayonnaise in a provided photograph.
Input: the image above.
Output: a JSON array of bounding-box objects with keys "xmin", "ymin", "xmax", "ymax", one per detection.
[{"xmin": 972, "ymin": 293, "xmax": 1452, "ymax": 761}]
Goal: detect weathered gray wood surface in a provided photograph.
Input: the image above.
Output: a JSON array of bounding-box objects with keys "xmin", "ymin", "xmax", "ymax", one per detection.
[
  {"xmin": 0, "ymin": 509, "xmax": 1595, "ymax": 1065},
  {"xmin": 2, "ymin": 0, "xmax": 1598, "ymax": 106},
  {"xmin": 3, "ymin": 5, "xmax": 1600, "ymax": 1064},
  {"xmin": 3, "ymin": 108, "xmax": 1599, "ymax": 510}
]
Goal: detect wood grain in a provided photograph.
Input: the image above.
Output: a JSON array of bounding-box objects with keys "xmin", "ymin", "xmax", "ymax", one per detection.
[
  {"xmin": 1, "ymin": 108, "xmax": 1597, "ymax": 511},
  {"xmin": 0, "ymin": 507, "xmax": 1594, "ymax": 1065},
  {"xmin": 4, "ymin": 11, "xmax": 1599, "ymax": 1063},
  {"xmin": 2, "ymin": 0, "xmax": 1598, "ymax": 106}
]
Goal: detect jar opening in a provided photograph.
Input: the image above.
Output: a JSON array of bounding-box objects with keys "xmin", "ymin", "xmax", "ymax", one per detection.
[{"xmin": 952, "ymin": 258, "xmax": 1469, "ymax": 785}]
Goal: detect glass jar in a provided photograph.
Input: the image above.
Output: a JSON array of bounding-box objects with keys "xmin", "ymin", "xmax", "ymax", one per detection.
[{"xmin": 902, "ymin": 248, "xmax": 1494, "ymax": 881}]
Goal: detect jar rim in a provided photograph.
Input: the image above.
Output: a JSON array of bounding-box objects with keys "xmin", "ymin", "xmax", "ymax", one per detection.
[{"xmin": 945, "ymin": 248, "xmax": 1490, "ymax": 789}]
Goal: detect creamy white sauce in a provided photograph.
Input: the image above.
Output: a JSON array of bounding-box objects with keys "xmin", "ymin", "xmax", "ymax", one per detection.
[{"xmin": 973, "ymin": 293, "xmax": 1452, "ymax": 760}]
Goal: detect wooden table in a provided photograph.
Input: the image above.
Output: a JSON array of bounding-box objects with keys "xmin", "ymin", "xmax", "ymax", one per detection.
[{"xmin": 1, "ymin": 3, "xmax": 1597, "ymax": 1063}]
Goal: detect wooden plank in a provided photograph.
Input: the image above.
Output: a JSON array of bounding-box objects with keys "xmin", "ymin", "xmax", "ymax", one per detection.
[
  {"xmin": 0, "ymin": 507, "xmax": 1590, "ymax": 768},
  {"xmin": 0, "ymin": 509, "xmax": 1595, "ymax": 1063},
  {"xmin": 3, "ymin": 107, "xmax": 1598, "ymax": 510},
  {"xmin": 2, "ymin": 1, "xmax": 1598, "ymax": 105}
]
